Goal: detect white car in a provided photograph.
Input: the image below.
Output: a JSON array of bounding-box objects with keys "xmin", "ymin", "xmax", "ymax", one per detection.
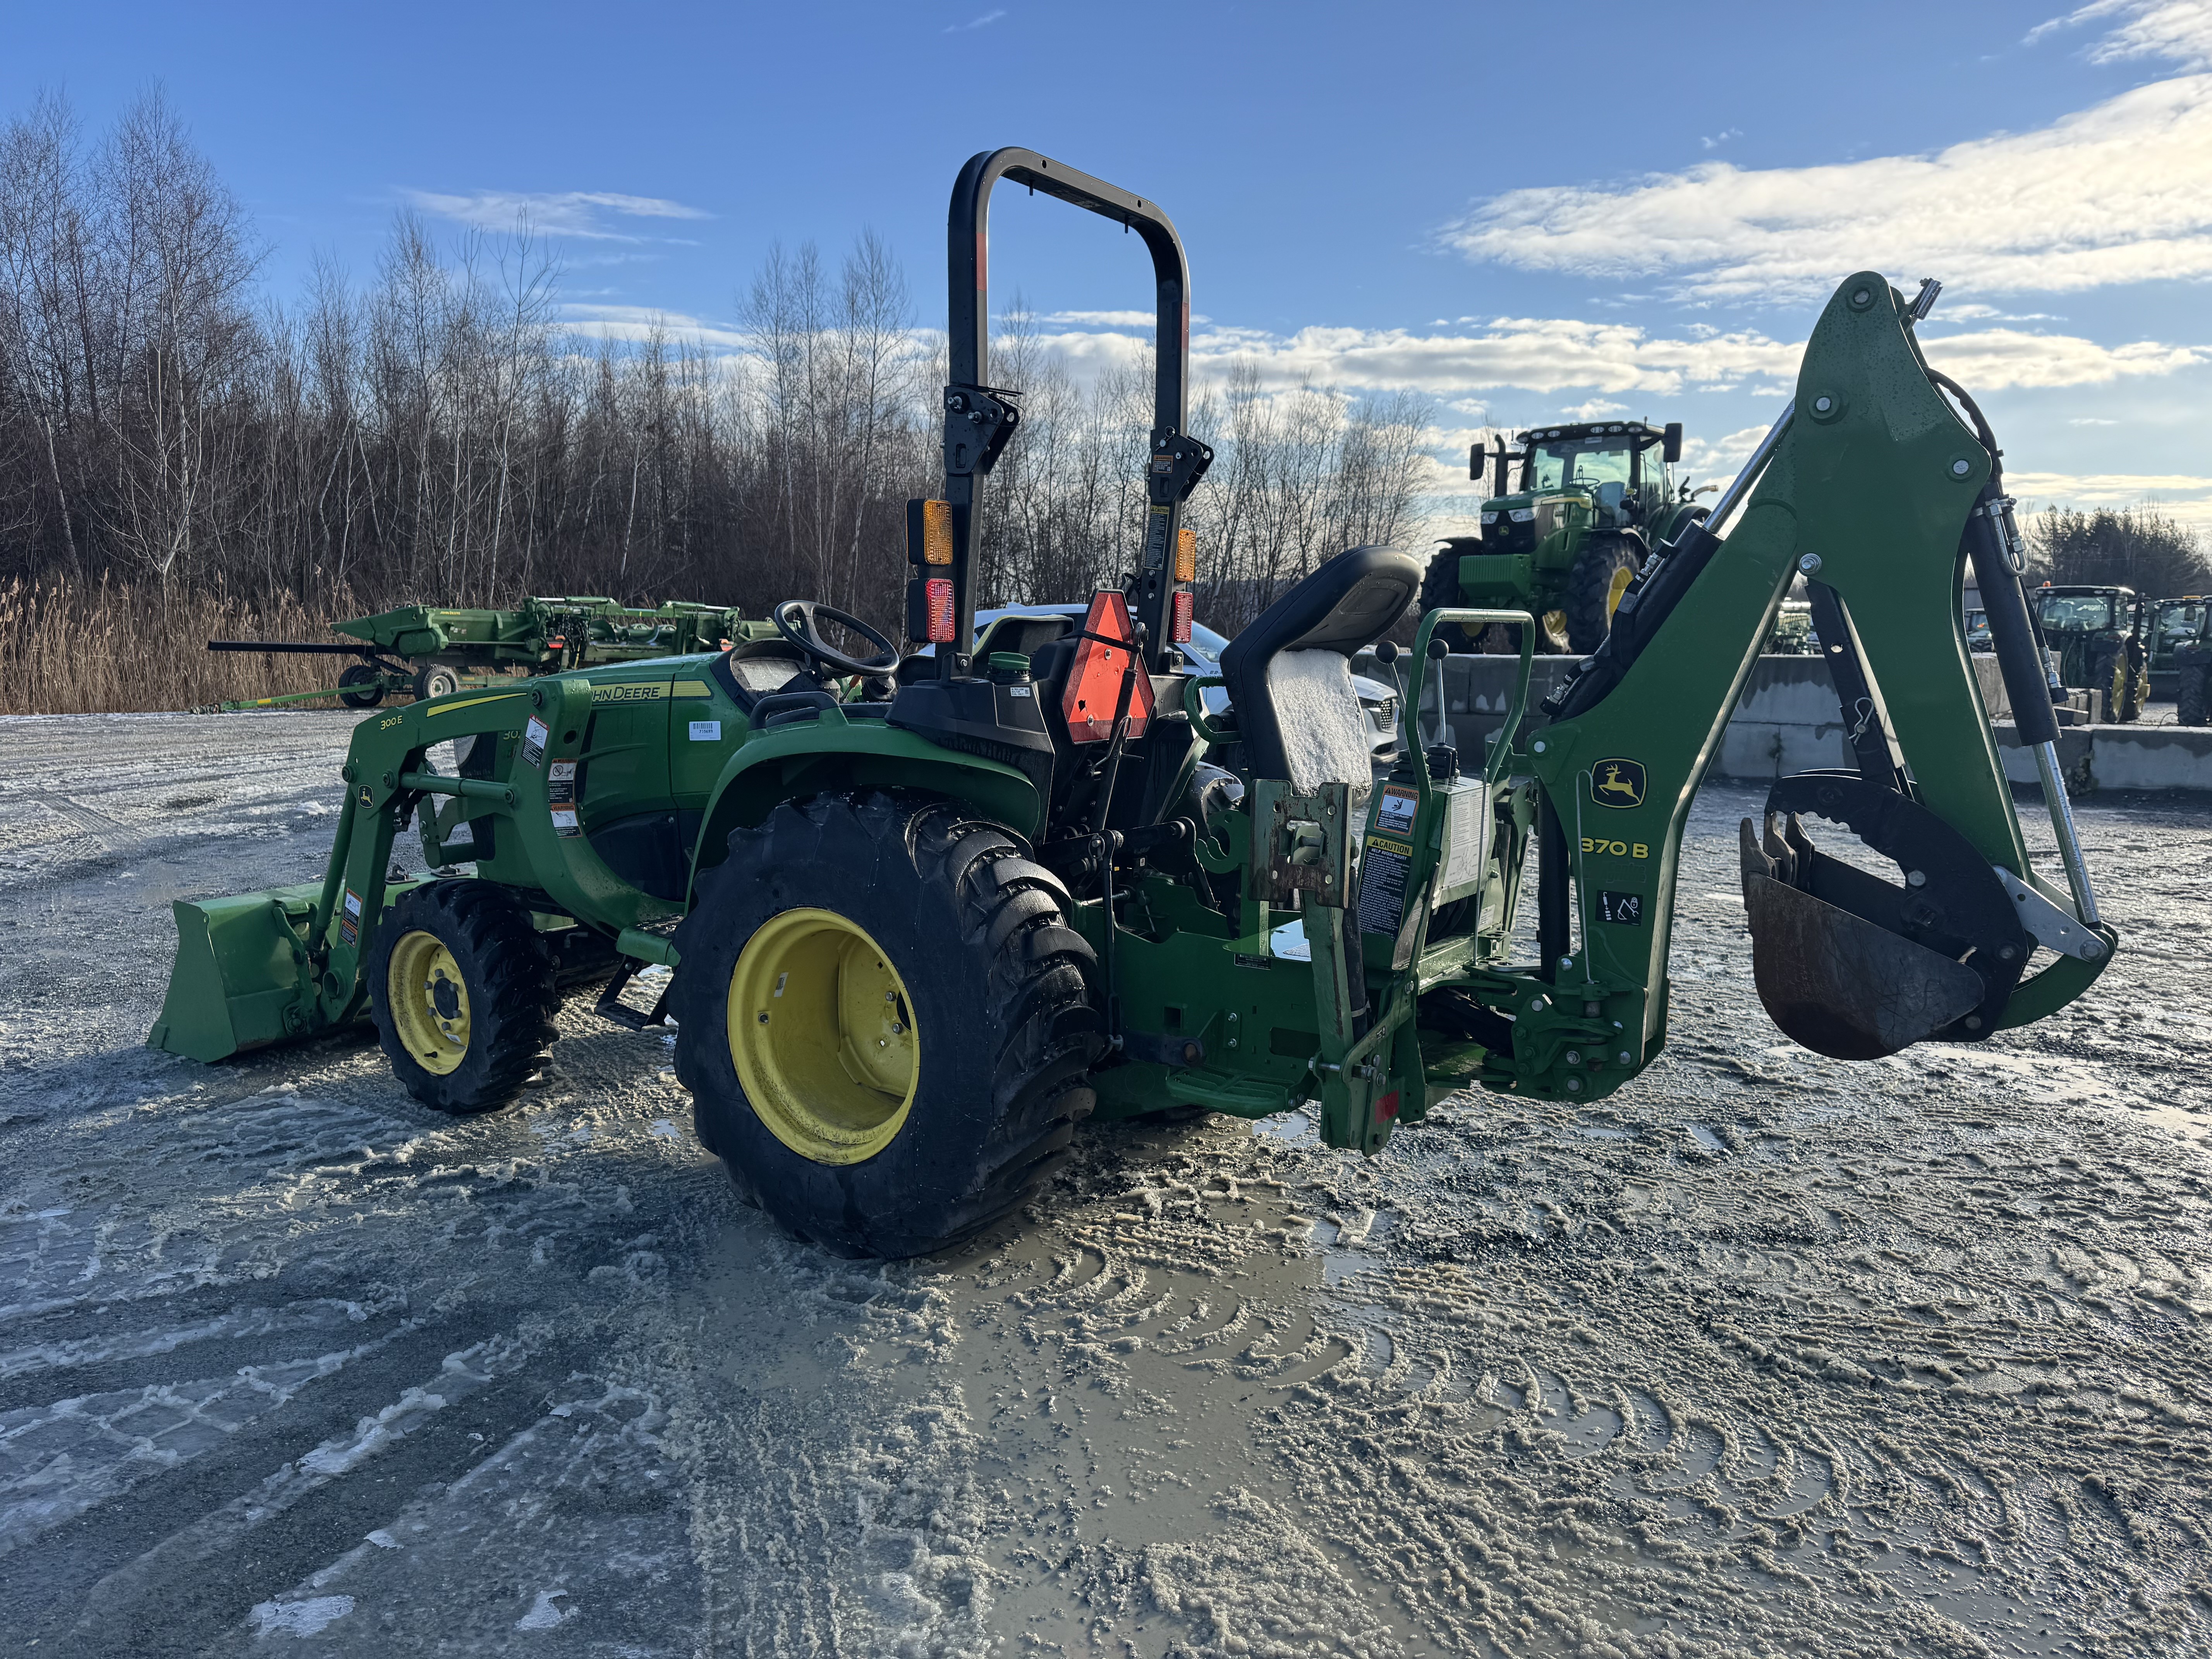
[{"xmin": 960, "ymin": 605, "xmax": 1405, "ymax": 774}]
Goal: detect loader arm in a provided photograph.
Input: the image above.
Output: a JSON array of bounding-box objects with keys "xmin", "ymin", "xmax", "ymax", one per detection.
[
  {"xmin": 150, "ymin": 677, "xmax": 679, "ymax": 1062},
  {"xmin": 1381, "ymin": 272, "xmax": 2115, "ymax": 1111}
]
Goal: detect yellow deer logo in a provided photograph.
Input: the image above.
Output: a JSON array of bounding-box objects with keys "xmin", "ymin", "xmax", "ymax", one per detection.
[{"xmin": 1592, "ymin": 759, "xmax": 1646, "ymax": 809}]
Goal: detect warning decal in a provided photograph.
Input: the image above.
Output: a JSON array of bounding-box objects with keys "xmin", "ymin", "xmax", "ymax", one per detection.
[
  {"xmin": 338, "ymin": 886, "xmax": 364, "ymax": 947},
  {"xmin": 1358, "ymin": 833, "xmax": 1413, "ymax": 937},
  {"xmin": 1374, "ymin": 785, "xmax": 1417, "ymax": 836},
  {"xmin": 521, "ymin": 717, "xmax": 549, "ymax": 769}
]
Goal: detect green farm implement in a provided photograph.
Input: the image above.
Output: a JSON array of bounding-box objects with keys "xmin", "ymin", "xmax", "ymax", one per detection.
[
  {"xmin": 1422, "ymin": 419, "xmax": 1713, "ymax": 656},
  {"xmin": 207, "ymin": 596, "xmax": 765, "ymax": 711},
  {"xmin": 153, "ymin": 152, "xmax": 2116, "ymax": 1259}
]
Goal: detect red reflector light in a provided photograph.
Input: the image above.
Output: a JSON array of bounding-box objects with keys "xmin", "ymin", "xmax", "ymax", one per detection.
[
  {"xmin": 926, "ymin": 578, "xmax": 955, "ymax": 643},
  {"xmin": 1061, "ymin": 589, "xmax": 1155, "ymax": 743},
  {"xmin": 1376, "ymin": 1091, "xmax": 1400, "ymax": 1121},
  {"xmin": 1170, "ymin": 589, "xmax": 1193, "ymax": 643}
]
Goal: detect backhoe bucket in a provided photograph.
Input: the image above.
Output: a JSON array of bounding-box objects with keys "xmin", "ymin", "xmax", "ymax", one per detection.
[
  {"xmin": 148, "ymin": 884, "xmax": 325, "ymax": 1062},
  {"xmin": 1739, "ymin": 818, "xmax": 1983, "ymax": 1061}
]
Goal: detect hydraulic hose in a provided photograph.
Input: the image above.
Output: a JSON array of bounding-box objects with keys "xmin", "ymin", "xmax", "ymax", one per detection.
[{"xmin": 1930, "ymin": 368, "xmax": 2101, "ymax": 929}]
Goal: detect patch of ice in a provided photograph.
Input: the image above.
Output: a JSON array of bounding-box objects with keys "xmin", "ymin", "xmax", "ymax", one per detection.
[
  {"xmin": 514, "ymin": 1588, "xmax": 571, "ymax": 1630},
  {"xmin": 251, "ymin": 1595, "xmax": 355, "ymax": 1636},
  {"xmin": 299, "ymin": 1386, "xmax": 448, "ymax": 1475},
  {"xmin": 364, "ymin": 1528, "xmax": 398, "ymax": 1549}
]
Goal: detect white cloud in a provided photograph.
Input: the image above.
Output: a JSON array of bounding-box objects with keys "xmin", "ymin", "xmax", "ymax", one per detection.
[
  {"xmin": 1022, "ymin": 316, "xmax": 2202, "ymax": 399},
  {"xmin": 1441, "ymin": 72, "xmax": 2212, "ymax": 301},
  {"xmin": 1917, "ymin": 328, "xmax": 2205, "ymax": 388},
  {"xmin": 1039, "ymin": 309, "xmax": 1158, "ymax": 329},
  {"xmin": 404, "ymin": 189, "xmax": 710, "ymax": 241},
  {"xmin": 944, "ymin": 8, "xmax": 1005, "ymax": 30},
  {"xmin": 2027, "ymin": 0, "xmax": 2212, "ymax": 68},
  {"xmin": 2007, "ymin": 466, "xmax": 2212, "ymax": 532},
  {"xmin": 558, "ymin": 304, "xmax": 748, "ymax": 349},
  {"xmin": 1700, "ymin": 128, "xmax": 1742, "ymax": 151}
]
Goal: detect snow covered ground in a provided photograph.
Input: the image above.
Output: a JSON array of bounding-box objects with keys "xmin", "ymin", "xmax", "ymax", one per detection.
[{"xmin": 0, "ymin": 709, "xmax": 2206, "ymax": 1657}]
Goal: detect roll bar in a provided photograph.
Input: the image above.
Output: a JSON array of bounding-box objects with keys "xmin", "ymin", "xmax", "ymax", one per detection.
[{"xmin": 939, "ymin": 148, "xmax": 1210, "ymax": 676}]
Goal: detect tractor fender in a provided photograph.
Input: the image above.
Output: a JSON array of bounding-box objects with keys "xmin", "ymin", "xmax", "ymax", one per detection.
[{"xmin": 687, "ymin": 713, "xmax": 1042, "ymax": 903}]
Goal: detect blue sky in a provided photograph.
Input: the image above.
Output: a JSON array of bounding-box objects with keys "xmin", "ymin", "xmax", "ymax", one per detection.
[{"xmin": 10, "ymin": 0, "xmax": 2212, "ymax": 535}]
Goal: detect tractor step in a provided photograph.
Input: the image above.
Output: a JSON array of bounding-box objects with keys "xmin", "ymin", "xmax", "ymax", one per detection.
[
  {"xmin": 594, "ymin": 960, "xmax": 673, "ymax": 1030},
  {"xmin": 1162, "ymin": 1065, "xmax": 1292, "ymax": 1118}
]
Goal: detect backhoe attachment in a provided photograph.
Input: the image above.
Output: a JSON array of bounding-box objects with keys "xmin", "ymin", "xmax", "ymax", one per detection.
[{"xmin": 1468, "ymin": 270, "xmax": 2118, "ymax": 1096}]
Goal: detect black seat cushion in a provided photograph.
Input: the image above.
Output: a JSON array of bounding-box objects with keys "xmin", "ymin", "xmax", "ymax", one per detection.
[{"xmin": 1219, "ymin": 545, "xmax": 1421, "ymax": 786}]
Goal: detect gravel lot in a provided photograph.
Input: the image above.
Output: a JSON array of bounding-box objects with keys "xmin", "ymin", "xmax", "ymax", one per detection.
[{"xmin": 0, "ymin": 710, "xmax": 2207, "ymax": 1658}]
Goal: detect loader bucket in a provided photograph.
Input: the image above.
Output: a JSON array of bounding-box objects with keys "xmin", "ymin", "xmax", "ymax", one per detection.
[
  {"xmin": 147, "ymin": 883, "xmax": 325, "ymax": 1062},
  {"xmin": 1740, "ymin": 819, "xmax": 1984, "ymax": 1061}
]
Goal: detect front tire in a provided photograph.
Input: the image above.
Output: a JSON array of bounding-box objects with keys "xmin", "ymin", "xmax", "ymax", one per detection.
[
  {"xmin": 673, "ymin": 792, "xmax": 1104, "ymax": 1258},
  {"xmin": 2118, "ymin": 639, "xmax": 2147, "ymax": 723},
  {"xmin": 368, "ymin": 879, "xmax": 560, "ymax": 1113},
  {"xmin": 2178, "ymin": 663, "xmax": 2209, "ymax": 726},
  {"xmin": 1563, "ymin": 533, "xmax": 1644, "ymax": 656}
]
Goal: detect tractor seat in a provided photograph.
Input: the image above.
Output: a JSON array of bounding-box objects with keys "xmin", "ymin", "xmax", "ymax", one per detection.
[
  {"xmin": 711, "ymin": 638, "xmax": 814, "ymax": 711},
  {"xmin": 1219, "ymin": 545, "xmax": 1422, "ymax": 790}
]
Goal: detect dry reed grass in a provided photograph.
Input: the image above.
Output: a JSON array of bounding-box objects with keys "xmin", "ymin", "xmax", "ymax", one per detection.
[{"xmin": 0, "ymin": 576, "xmax": 363, "ymax": 716}]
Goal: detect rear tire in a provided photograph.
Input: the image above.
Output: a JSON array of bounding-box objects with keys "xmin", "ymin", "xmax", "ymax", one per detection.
[
  {"xmin": 1563, "ymin": 534, "xmax": 1643, "ymax": 656},
  {"xmin": 673, "ymin": 791, "xmax": 1104, "ymax": 1259},
  {"xmin": 368, "ymin": 879, "xmax": 560, "ymax": 1114},
  {"xmin": 2178, "ymin": 664, "xmax": 2209, "ymax": 726},
  {"xmin": 338, "ymin": 664, "xmax": 385, "ymax": 709}
]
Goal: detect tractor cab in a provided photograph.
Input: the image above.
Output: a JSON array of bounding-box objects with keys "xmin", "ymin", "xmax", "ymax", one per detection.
[
  {"xmin": 1486, "ymin": 421, "xmax": 1685, "ymax": 538},
  {"xmin": 1429, "ymin": 417, "xmax": 1707, "ymax": 657},
  {"xmin": 2149, "ymin": 596, "xmax": 2207, "ymax": 680}
]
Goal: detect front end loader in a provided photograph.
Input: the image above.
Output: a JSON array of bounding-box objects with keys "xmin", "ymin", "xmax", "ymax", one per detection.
[{"xmin": 152, "ymin": 152, "xmax": 2115, "ymax": 1260}]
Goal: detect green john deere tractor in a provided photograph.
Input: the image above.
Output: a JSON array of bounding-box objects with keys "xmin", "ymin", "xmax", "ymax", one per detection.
[
  {"xmin": 2160, "ymin": 596, "xmax": 2212, "ymax": 724},
  {"xmin": 1422, "ymin": 420, "xmax": 1713, "ymax": 656},
  {"xmin": 151, "ymin": 153, "xmax": 2117, "ymax": 1260},
  {"xmin": 2031, "ymin": 584, "xmax": 2147, "ymax": 723},
  {"xmin": 2148, "ymin": 595, "xmax": 2207, "ymax": 701}
]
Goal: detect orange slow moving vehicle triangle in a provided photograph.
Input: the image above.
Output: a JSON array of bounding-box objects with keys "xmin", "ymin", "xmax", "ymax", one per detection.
[{"xmin": 1061, "ymin": 589, "xmax": 1156, "ymax": 744}]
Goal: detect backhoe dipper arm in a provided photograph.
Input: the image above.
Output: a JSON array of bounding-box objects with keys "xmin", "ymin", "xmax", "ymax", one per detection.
[
  {"xmin": 1456, "ymin": 273, "xmax": 2115, "ymax": 1101},
  {"xmin": 942, "ymin": 149, "xmax": 1207, "ymax": 674}
]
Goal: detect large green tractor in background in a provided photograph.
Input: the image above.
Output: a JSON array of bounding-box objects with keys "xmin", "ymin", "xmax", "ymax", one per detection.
[
  {"xmin": 151, "ymin": 152, "xmax": 2117, "ymax": 1261},
  {"xmin": 2031, "ymin": 584, "xmax": 2147, "ymax": 723},
  {"xmin": 1421, "ymin": 420, "xmax": 1713, "ymax": 655},
  {"xmin": 2148, "ymin": 594, "xmax": 2206, "ymax": 701},
  {"xmin": 2161, "ymin": 596, "xmax": 2212, "ymax": 724}
]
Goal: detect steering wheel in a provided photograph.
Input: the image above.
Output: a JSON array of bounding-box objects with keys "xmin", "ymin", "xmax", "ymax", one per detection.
[{"xmin": 771, "ymin": 599, "xmax": 902, "ymax": 679}]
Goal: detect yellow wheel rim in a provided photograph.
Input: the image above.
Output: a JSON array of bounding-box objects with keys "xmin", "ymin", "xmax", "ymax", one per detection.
[
  {"xmin": 1605, "ymin": 563, "xmax": 1635, "ymax": 623},
  {"xmin": 388, "ymin": 929, "xmax": 471, "ymax": 1075},
  {"xmin": 1542, "ymin": 610, "xmax": 1571, "ymax": 651},
  {"xmin": 727, "ymin": 908, "xmax": 919, "ymax": 1166}
]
